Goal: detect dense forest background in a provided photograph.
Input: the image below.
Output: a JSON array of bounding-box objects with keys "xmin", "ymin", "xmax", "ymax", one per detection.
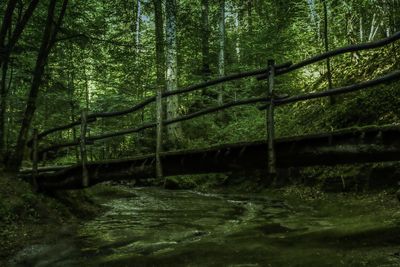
[{"xmin": 0, "ymin": 0, "xmax": 399, "ymax": 170}]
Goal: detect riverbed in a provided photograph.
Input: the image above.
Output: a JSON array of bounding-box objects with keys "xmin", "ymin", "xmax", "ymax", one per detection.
[{"xmin": 10, "ymin": 186, "xmax": 400, "ymax": 266}]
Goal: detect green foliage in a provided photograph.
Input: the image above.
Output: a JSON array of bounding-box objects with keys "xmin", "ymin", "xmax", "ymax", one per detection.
[{"xmin": 1, "ymin": 0, "xmax": 399, "ymax": 164}]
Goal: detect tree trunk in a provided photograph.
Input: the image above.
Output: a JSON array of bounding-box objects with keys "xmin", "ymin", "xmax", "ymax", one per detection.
[
  {"xmin": 0, "ymin": 56, "xmax": 9, "ymax": 163},
  {"xmin": 321, "ymin": 0, "xmax": 334, "ymax": 104},
  {"xmin": 247, "ymin": 0, "xmax": 252, "ymax": 34},
  {"xmin": 234, "ymin": 9, "xmax": 241, "ymax": 63},
  {"xmin": 165, "ymin": 0, "xmax": 182, "ymax": 145},
  {"xmin": 5, "ymin": 57, "xmax": 13, "ymax": 153},
  {"xmin": 153, "ymin": 0, "xmax": 165, "ymax": 90},
  {"xmin": 0, "ymin": 0, "xmax": 17, "ymax": 165},
  {"xmin": 0, "ymin": 0, "xmax": 18, "ymax": 62},
  {"xmin": 0, "ymin": 0, "xmax": 39, "ymax": 165},
  {"xmin": 201, "ymin": 0, "xmax": 210, "ymax": 80},
  {"xmin": 306, "ymin": 0, "xmax": 320, "ymax": 39},
  {"xmin": 68, "ymin": 68, "xmax": 79, "ymax": 163},
  {"xmin": 135, "ymin": 0, "xmax": 141, "ymax": 56},
  {"xmin": 218, "ymin": 0, "xmax": 225, "ymax": 105},
  {"xmin": 7, "ymin": 0, "xmax": 68, "ymax": 171}
]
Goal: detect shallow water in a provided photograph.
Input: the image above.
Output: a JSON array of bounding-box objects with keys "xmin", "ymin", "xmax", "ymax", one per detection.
[{"xmin": 11, "ymin": 186, "xmax": 400, "ymax": 266}]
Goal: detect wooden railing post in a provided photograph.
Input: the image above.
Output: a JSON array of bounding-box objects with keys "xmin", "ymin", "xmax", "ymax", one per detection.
[
  {"xmin": 32, "ymin": 128, "xmax": 39, "ymax": 190},
  {"xmin": 42, "ymin": 152, "xmax": 47, "ymax": 167},
  {"xmin": 266, "ymin": 59, "xmax": 277, "ymax": 176},
  {"xmin": 80, "ymin": 109, "xmax": 89, "ymax": 187},
  {"xmin": 155, "ymin": 90, "xmax": 164, "ymax": 181}
]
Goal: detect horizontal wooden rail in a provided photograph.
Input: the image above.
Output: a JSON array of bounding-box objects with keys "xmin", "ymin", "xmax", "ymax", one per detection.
[
  {"xmin": 89, "ymin": 96, "xmax": 156, "ymax": 118},
  {"xmin": 257, "ymin": 31, "xmax": 400, "ymax": 80},
  {"xmin": 164, "ymin": 97, "xmax": 269, "ymax": 125},
  {"xmin": 89, "ymin": 122, "xmax": 156, "ymax": 142},
  {"xmin": 259, "ymin": 70, "xmax": 400, "ymax": 109},
  {"xmin": 39, "ymin": 140, "xmax": 94, "ymax": 154},
  {"xmin": 91, "ymin": 97, "xmax": 270, "ymax": 141},
  {"xmin": 163, "ymin": 62, "xmax": 292, "ymax": 98},
  {"xmin": 37, "ymin": 69, "xmax": 400, "ymax": 156},
  {"xmin": 33, "ymin": 62, "xmax": 292, "ymax": 142},
  {"xmin": 36, "ymin": 117, "xmax": 97, "ymax": 140},
  {"xmin": 38, "ymin": 97, "xmax": 270, "ymax": 155}
]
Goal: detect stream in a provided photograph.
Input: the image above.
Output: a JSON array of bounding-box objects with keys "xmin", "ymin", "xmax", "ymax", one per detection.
[{"xmin": 10, "ymin": 186, "xmax": 400, "ymax": 266}]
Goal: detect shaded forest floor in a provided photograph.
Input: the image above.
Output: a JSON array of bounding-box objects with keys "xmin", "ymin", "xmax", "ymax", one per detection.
[{"xmin": 0, "ymin": 173, "xmax": 103, "ymax": 265}]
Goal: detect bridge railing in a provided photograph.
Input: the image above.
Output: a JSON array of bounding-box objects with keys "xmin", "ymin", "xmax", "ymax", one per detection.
[{"xmin": 29, "ymin": 31, "xmax": 400, "ymax": 187}]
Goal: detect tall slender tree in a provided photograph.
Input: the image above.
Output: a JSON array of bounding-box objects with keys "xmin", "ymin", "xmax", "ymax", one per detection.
[
  {"xmin": 234, "ymin": 8, "xmax": 241, "ymax": 63},
  {"xmin": 165, "ymin": 0, "xmax": 182, "ymax": 144},
  {"xmin": 153, "ymin": 0, "xmax": 165, "ymax": 90},
  {"xmin": 0, "ymin": 0, "xmax": 40, "ymax": 166},
  {"xmin": 8, "ymin": 0, "xmax": 69, "ymax": 171},
  {"xmin": 321, "ymin": 0, "xmax": 334, "ymax": 104},
  {"xmin": 218, "ymin": 0, "xmax": 225, "ymax": 105},
  {"xmin": 201, "ymin": 0, "xmax": 210, "ymax": 80},
  {"xmin": 306, "ymin": 0, "xmax": 320, "ymax": 39}
]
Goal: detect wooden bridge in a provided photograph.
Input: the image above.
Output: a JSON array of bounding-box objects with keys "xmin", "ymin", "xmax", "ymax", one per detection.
[{"xmin": 21, "ymin": 31, "xmax": 400, "ymax": 190}]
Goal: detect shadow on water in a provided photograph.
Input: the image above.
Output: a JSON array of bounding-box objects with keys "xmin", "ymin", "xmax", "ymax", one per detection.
[{"xmin": 10, "ymin": 186, "xmax": 400, "ymax": 267}]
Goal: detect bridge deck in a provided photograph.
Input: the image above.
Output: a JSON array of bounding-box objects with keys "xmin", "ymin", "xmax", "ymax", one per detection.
[{"xmin": 22, "ymin": 125, "xmax": 400, "ymax": 190}]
